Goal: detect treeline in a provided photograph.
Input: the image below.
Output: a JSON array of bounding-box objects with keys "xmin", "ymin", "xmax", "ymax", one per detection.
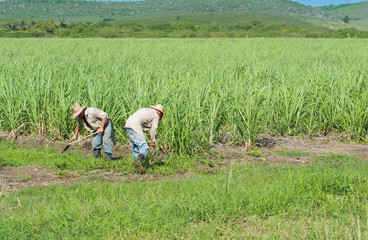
[{"xmin": 1, "ymin": 19, "xmax": 368, "ymax": 38}]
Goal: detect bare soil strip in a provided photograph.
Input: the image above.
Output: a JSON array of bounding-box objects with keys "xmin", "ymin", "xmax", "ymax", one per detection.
[{"xmin": 0, "ymin": 165, "xmax": 192, "ymax": 193}]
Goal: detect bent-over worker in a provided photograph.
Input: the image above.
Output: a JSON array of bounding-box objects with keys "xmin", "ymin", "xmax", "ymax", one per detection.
[
  {"xmin": 125, "ymin": 104, "xmax": 165, "ymax": 168},
  {"xmin": 71, "ymin": 103, "xmax": 116, "ymax": 159}
]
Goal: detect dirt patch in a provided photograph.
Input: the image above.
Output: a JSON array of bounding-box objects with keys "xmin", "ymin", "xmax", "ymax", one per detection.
[
  {"xmin": 0, "ymin": 165, "xmax": 194, "ymax": 193},
  {"xmin": 209, "ymin": 134, "xmax": 368, "ymax": 166},
  {"xmin": 270, "ymin": 135, "xmax": 368, "ymax": 160},
  {"xmin": 0, "ymin": 165, "xmax": 82, "ymax": 192}
]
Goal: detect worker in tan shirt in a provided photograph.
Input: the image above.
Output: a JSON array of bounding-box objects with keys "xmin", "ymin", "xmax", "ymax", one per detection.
[
  {"xmin": 71, "ymin": 103, "xmax": 115, "ymax": 159},
  {"xmin": 125, "ymin": 104, "xmax": 165, "ymax": 171}
]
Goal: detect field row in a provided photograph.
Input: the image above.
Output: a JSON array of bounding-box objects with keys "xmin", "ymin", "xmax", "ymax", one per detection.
[{"xmin": 1, "ymin": 38, "xmax": 367, "ymax": 153}]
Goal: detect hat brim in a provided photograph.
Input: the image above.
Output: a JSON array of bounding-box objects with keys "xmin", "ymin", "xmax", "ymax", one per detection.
[
  {"xmin": 71, "ymin": 106, "xmax": 86, "ymax": 119},
  {"xmin": 151, "ymin": 106, "xmax": 165, "ymax": 120}
]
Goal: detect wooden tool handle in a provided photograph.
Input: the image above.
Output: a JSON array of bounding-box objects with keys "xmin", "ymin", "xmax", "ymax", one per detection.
[{"xmin": 71, "ymin": 132, "xmax": 96, "ymax": 144}]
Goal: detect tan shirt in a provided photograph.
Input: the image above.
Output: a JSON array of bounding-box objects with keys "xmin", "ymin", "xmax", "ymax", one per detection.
[
  {"xmin": 77, "ymin": 108, "xmax": 109, "ymax": 132},
  {"xmin": 125, "ymin": 108, "xmax": 160, "ymax": 143}
]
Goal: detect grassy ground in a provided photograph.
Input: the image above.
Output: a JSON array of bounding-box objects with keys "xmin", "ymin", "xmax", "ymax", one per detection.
[
  {"xmin": 0, "ymin": 141, "xmax": 199, "ymax": 175},
  {"xmin": 1, "ymin": 152, "xmax": 368, "ymax": 239}
]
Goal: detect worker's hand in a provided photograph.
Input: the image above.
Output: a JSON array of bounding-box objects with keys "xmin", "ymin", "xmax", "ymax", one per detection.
[
  {"xmin": 96, "ymin": 127, "xmax": 104, "ymax": 134},
  {"xmin": 149, "ymin": 142, "xmax": 156, "ymax": 150},
  {"xmin": 71, "ymin": 135, "xmax": 77, "ymax": 141}
]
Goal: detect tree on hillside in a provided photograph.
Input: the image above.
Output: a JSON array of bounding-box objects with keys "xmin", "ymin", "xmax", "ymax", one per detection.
[{"xmin": 343, "ymin": 15, "xmax": 349, "ymax": 24}]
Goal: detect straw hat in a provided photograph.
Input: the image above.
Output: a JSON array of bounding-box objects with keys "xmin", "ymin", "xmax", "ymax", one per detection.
[
  {"xmin": 71, "ymin": 103, "xmax": 86, "ymax": 119},
  {"xmin": 151, "ymin": 104, "xmax": 165, "ymax": 120}
]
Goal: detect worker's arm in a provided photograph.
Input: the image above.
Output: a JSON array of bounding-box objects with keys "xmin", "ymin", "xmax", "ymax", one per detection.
[
  {"xmin": 71, "ymin": 125, "xmax": 83, "ymax": 141},
  {"xmin": 149, "ymin": 118, "xmax": 159, "ymax": 149},
  {"xmin": 96, "ymin": 117, "xmax": 107, "ymax": 133}
]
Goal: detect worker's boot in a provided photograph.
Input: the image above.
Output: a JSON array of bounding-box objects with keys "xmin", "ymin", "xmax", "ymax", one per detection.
[
  {"xmin": 138, "ymin": 153, "xmax": 145, "ymax": 162},
  {"xmin": 93, "ymin": 149, "xmax": 101, "ymax": 158},
  {"xmin": 105, "ymin": 152, "xmax": 112, "ymax": 160}
]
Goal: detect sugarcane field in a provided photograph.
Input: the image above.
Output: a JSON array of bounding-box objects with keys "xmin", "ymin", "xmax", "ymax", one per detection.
[{"xmin": 1, "ymin": 37, "xmax": 368, "ymax": 239}]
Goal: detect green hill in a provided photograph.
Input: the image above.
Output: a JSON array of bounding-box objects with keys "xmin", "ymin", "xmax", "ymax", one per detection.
[
  {"xmin": 317, "ymin": 2, "xmax": 368, "ymax": 31},
  {"xmin": 319, "ymin": 2, "xmax": 368, "ymax": 20},
  {"xmin": 0, "ymin": 0, "xmax": 367, "ymax": 34},
  {"xmin": 0, "ymin": 0, "xmax": 329, "ymax": 22},
  {"xmin": 130, "ymin": 12, "xmax": 321, "ymax": 29}
]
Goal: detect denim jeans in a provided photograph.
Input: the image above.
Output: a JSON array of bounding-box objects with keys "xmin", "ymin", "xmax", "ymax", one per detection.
[
  {"xmin": 92, "ymin": 120, "xmax": 114, "ymax": 154},
  {"xmin": 125, "ymin": 127, "xmax": 148, "ymax": 159}
]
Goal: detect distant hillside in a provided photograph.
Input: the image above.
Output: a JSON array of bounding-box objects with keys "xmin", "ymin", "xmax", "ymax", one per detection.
[
  {"xmin": 0, "ymin": 0, "xmax": 329, "ymax": 22},
  {"xmin": 317, "ymin": 2, "xmax": 368, "ymax": 31},
  {"xmin": 1, "ymin": 0, "xmax": 368, "ymax": 38},
  {"xmin": 1, "ymin": 0, "xmax": 367, "ymax": 32},
  {"xmin": 319, "ymin": 2, "xmax": 368, "ymax": 20},
  {"xmin": 131, "ymin": 12, "xmax": 321, "ymax": 29}
]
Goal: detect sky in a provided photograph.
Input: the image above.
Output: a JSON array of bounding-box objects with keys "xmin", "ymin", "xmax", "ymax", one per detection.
[{"xmin": 292, "ymin": 0, "xmax": 365, "ymax": 6}]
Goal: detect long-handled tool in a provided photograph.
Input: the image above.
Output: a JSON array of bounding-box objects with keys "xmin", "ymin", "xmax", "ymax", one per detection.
[{"xmin": 62, "ymin": 133, "xmax": 96, "ymax": 153}]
